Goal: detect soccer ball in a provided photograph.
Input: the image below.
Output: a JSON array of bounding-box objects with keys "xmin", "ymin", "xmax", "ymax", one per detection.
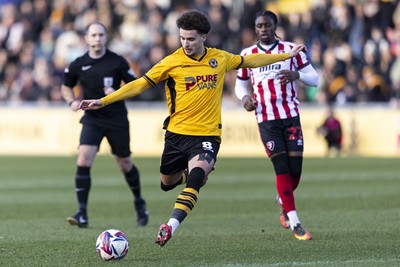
[{"xmin": 96, "ymin": 229, "xmax": 129, "ymax": 260}]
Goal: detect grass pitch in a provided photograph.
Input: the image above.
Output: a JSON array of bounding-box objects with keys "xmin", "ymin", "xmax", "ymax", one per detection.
[{"xmin": 0, "ymin": 156, "xmax": 399, "ymax": 266}]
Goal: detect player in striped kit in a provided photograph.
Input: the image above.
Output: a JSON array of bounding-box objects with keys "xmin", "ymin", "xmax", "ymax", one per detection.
[{"xmin": 235, "ymin": 10, "xmax": 320, "ymax": 240}]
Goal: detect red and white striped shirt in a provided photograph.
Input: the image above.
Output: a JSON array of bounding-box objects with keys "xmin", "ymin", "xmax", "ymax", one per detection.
[{"xmin": 236, "ymin": 40, "xmax": 310, "ymax": 122}]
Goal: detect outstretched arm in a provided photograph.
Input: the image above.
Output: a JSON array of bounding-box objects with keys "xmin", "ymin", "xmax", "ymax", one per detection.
[
  {"xmin": 240, "ymin": 44, "xmax": 305, "ymax": 69},
  {"xmin": 79, "ymin": 77, "xmax": 151, "ymax": 110}
]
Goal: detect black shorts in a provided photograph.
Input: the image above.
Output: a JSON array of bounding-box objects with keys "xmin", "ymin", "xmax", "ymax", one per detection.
[
  {"xmin": 79, "ymin": 123, "xmax": 131, "ymax": 157},
  {"xmin": 258, "ymin": 116, "xmax": 304, "ymax": 157},
  {"xmin": 160, "ymin": 131, "xmax": 221, "ymax": 175}
]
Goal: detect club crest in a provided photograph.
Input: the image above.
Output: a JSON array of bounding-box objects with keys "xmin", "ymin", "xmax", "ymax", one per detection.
[
  {"xmin": 209, "ymin": 58, "xmax": 218, "ymax": 68},
  {"xmin": 266, "ymin": 141, "xmax": 275, "ymax": 151}
]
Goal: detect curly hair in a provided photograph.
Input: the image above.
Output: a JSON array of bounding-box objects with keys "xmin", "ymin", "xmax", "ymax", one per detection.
[{"xmin": 176, "ymin": 9, "xmax": 211, "ymax": 35}]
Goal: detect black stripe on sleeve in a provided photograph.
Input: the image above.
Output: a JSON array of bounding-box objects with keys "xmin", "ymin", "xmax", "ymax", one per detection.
[{"xmin": 144, "ymin": 75, "xmax": 156, "ymax": 87}]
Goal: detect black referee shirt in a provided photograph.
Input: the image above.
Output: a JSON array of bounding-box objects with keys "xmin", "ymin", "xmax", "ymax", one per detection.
[{"xmin": 63, "ymin": 49, "xmax": 136, "ymax": 128}]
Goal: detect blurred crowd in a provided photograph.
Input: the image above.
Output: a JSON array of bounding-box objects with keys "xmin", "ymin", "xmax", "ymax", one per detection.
[{"xmin": 0, "ymin": 0, "xmax": 399, "ymax": 106}]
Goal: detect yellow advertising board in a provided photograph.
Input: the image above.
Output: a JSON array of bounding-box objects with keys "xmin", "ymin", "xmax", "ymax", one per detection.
[{"xmin": 0, "ymin": 106, "xmax": 399, "ymax": 157}]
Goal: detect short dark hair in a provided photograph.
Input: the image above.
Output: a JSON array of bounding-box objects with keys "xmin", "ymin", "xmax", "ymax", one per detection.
[
  {"xmin": 176, "ymin": 9, "xmax": 211, "ymax": 35},
  {"xmin": 255, "ymin": 10, "xmax": 278, "ymax": 26}
]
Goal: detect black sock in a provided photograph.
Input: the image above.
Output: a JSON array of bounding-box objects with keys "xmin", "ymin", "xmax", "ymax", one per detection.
[
  {"xmin": 75, "ymin": 166, "xmax": 91, "ymax": 214},
  {"xmin": 171, "ymin": 168, "xmax": 205, "ymax": 223},
  {"xmin": 186, "ymin": 167, "xmax": 205, "ymax": 192},
  {"xmin": 124, "ymin": 165, "xmax": 141, "ymax": 201},
  {"xmin": 160, "ymin": 169, "xmax": 188, "ymax": 191}
]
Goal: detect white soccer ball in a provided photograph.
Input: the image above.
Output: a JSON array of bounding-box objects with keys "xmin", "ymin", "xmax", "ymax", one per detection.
[{"xmin": 96, "ymin": 229, "xmax": 129, "ymax": 260}]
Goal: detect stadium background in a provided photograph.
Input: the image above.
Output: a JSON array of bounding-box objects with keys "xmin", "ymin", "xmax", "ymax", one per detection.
[{"xmin": 0, "ymin": 0, "xmax": 399, "ymax": 157}]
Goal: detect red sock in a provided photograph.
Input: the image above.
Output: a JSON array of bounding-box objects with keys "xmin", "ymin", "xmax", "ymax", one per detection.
[{"xmin": 276, "ymin": 173, "xmax": 296, "ymax": 212}]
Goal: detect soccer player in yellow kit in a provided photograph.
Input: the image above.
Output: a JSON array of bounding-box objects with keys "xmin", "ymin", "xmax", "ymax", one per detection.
[{"xmin": 79, "ymin": 9, "xmax": 305, "ymax": 247}]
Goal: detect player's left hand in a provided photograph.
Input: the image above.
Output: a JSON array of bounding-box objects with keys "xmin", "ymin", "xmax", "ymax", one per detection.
[
  {"xmin": 277, "ymin": 70, "xmax": 299, "ymax": 84},
  {"xmin": 241, "ymin": 95, "xmax": 256, "ymax": 111},
  {"xmin": 79, "ymin": 99, "xmax": 103, "ymax": 110}
]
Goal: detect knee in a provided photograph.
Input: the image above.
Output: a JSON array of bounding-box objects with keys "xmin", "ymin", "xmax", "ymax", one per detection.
[
  {"xmin": 288, "ymin": 157, "xmax": 302, "ymax": 179},
  {"xmin": 271, "ymin": 153, "xmax": 290, "ymax": 174},
  {"xmin": 187, "ymin": 167, "xmax": 206, "ymax": 190},
  {"xmin": 200, "ymin": 175, "xmax": 208, "ymax": 187},
  {"xmin": 159, "ymin": 172, "xmax": 181, "ymax": 191},
  {"xmin": 160, "ymin": 182, "xmax": 174, "ymax": 191},
  {"xmin": 290, "ymin": 168, "xmax": 302, "ymax": 180},
  {"xmin": 117, "ymin": 158, "xmax": 133, "ymax": 173},
  {"xmin": 77, "ymin": 154, "xmax": 94, "ymax": 167}
]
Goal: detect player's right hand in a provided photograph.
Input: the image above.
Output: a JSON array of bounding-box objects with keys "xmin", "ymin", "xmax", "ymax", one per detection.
[{"xmin": 79, "ymin": 99, "xmax": 103, "ymax": 110}]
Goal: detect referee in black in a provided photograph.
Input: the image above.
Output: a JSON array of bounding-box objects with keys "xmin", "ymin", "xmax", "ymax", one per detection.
[{"xmin": 61, "ymin": 22, "xmax": 148, "ymax": 227}]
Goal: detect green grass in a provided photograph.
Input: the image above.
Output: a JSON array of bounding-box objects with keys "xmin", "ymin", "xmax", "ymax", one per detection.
[{"xmin": 1, "ymin": 156, "xmax": 399, "ymax": 266}]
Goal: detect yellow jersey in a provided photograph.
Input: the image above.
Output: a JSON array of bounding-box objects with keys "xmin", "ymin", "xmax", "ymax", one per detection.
[
  {"xmin": 100, "ymin": 47, "xmax": 289, "ymax": 136},
  {"xmin": 144, "ymin": 47, "xmax": 243, "ymax": 136}
]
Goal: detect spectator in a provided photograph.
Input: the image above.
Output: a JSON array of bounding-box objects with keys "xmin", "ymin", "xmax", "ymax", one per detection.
[
  {"xmin": 0, "ymin": 0, "xmax": 399, "ymax": 104},
  {"xmin": 317, "ymin": 106, "xmax": 343, "ymax": 157},
  {"xmin": 359, "ymin": 65, "xmax": 389, "ymax": 102},
  {"xmin": 0, "ymin": 3, "xmax": 24, "ymax": 61},
  {"xmin": 0, "ymin": 62, "xmax": 18, "ymax": 101}
]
